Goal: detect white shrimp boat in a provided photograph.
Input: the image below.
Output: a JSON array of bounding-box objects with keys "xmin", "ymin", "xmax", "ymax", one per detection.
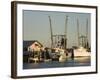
[{"xmin": 74, "ymin": 47, "xmax": 90, "ymax": 57}]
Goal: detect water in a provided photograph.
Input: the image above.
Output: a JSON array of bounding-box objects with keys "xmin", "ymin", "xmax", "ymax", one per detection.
[{"xmin": 23, "ymin": 57, "xmax": 90, "ymax": 69}]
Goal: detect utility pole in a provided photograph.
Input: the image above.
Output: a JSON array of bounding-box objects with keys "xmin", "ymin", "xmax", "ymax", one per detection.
[{"xmin": 48, "ymin": 16, "xmax": 53, "ymax": 49}]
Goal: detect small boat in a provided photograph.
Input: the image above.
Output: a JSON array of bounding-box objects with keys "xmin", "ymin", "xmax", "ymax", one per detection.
[
  {"xmin": 44, "ymin": 59, "xmax": 52, "ymax": 62},
  {"xmin": 59, "ymin": 56, "xmax": 67, "ymax": 62},
  {"xmin": 59, "ymin": 49, "xmax": 67, "ymax": 62},
  {"xmin": 28, "ymin": 57, "xmax": 39, "ymax": 63}
]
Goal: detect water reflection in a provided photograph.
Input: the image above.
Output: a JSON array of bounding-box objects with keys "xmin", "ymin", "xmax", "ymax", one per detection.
[{"xmin": 23, "ymin": 57, "xmax": 90, "ymax": 69}]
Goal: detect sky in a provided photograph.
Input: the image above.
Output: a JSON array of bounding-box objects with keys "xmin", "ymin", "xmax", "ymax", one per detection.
[{"xmin": 23, "ymin": 10, "xmax": 91, "ymax": 48}]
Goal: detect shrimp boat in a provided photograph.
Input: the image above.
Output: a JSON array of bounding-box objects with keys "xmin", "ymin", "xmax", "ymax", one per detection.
[{"xmin": 73, "ymin": 47, "xmax": 90, "ymax": 57}]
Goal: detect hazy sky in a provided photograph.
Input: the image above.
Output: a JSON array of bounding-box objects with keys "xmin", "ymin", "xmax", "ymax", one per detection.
[{"xmin": 23, "ymin": 10, "xmax": 91, "ymax": 48}]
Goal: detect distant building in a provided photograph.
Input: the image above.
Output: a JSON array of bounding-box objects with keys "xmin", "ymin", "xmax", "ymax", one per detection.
[
  {"xmin": 23, "ymin": 40, "xmax": 43, "ymax": 63},
  {"xmin": 23, "ymin": 40, "xmax": 43, "ymax": 52},
  {"xmin": 27, "ymin": 40, "xmax": 43, "ymax": 52}
]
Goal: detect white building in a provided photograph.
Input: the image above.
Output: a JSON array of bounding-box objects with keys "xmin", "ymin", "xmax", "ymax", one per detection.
[{"xmin": 28, "ymin": 40, "xmax": 43, "ymax": 52}]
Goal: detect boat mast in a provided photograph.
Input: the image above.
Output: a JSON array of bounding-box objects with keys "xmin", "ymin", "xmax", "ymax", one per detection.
[
  {"xmin": 77, "ymin": 19, "xmax": 80, "ymax": 47},
  {"xmin": 48, "ymin": 16, "xmax": 53, "ymax": 49},
  {"xmin": 86, "ymin": 19, "xmax": 89, "ymax": 49},
  {"xmin": 65, "ymin": 16, "xmax": 68, "ymax": 49}
]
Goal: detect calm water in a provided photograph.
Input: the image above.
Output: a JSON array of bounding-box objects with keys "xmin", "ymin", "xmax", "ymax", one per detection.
[{"xmin": 23, "ymin": 57, "xmax": 90, "ymax": 69}]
